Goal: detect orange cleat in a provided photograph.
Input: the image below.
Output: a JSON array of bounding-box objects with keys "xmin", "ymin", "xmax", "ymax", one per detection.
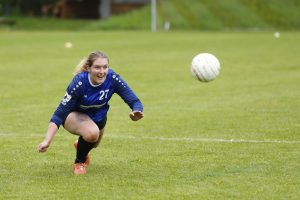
[
  {"xmin": 73, "ymin": 163, "xmax": 87, "ymax": 175},
  {"xmin": 74, "ymin": 140, "xmax": 90, "ymax": 165}
]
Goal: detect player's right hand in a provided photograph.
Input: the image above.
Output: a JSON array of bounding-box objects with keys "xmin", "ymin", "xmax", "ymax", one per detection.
[
  {"xmin": 37, "ymin": 141, "xmax": 50, "ymax": 153},
  {"xmin": 129, "ymin": 111, "xmax": 144, "ymax": 121}
]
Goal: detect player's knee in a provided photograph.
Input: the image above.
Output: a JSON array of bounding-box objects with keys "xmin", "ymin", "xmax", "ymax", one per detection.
[
  {"xmin": 93, "ymin": 132, "xmax": 104, "ymax": 148},
  {"xmin": 84, "ymin": 128, "xmax": 99, "ymax": 142}
]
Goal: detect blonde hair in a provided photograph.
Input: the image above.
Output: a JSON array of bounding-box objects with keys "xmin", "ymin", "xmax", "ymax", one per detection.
[{"xmin": 73, "ymin": 51, "xmax": 109, "ymax": 75}]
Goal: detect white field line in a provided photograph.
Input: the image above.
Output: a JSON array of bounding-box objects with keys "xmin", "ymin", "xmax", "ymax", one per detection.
[
  {"xmin": 0, "ymin": 132, "xmax": 299, "ymax": 144},
  {"xmin": 107, "ymin": 135, "xmax": 300, "ymax": 144}
]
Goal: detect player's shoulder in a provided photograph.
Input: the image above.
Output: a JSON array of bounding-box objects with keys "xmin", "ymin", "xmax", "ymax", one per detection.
[
  {"xmin": 108, "ymin": 68, "xmax": 128, "ymax": 88},
  {"xmin": 107, "ymin": 68, "xmax": 119, "ymax": 80},
  {"xmin": 71, "ymin": 71, "xmax": 88, "ymax": 87},
  {"xmin": 74, "ymin": 71, "xmax": 88, "ymax": 80},
  {"xmin": 108, "ymin": 68, "xmax": 122, "ymax": 80},
  {"xmin": 108, "ymin": 68, "xmax": 117, "ymax": 76}
]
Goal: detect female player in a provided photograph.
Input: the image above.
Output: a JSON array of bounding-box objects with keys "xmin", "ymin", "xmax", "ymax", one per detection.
[{"xmin": 37, "ymin": 51, "xmax": 144, "ymax": 175}]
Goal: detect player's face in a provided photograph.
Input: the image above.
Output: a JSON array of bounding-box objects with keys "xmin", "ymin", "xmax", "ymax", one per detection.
[{"xmin": 88, "ymin": 57, "xmax": 109, "ymax": 85}]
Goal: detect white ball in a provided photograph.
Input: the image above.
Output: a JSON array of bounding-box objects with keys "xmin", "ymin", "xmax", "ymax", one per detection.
[
  {"xmin": 64, "ymin": 42, "xmax": 73, "ymax": 48},
  {"xmin": 274, "ymin": 32, "xmax": 280, "ymax": 38},
  {"xmin": 191, "ymin": 53, "xmax": 221, "ymax": 82}
]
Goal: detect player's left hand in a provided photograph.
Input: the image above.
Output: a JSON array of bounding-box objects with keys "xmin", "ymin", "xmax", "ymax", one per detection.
[
  {"xmin": 129, "ymin": 111, "xmax": 144, "ymax": 121},
  {"xmin": 37, "ymin": 140, "xmax": 50, "ymax": 153}
]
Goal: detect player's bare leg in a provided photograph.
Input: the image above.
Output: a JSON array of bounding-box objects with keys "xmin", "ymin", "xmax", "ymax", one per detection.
[
  {"xmin": 64, "ymin": 112, "xmax": 99, "ymax": 174},
  {"xmin": 94, "ymin": 128, "xmax": 105, "ymax": 148},
  {"xmin": 64, "ymin": 112, "xmax": 99, "ymax": 142}
]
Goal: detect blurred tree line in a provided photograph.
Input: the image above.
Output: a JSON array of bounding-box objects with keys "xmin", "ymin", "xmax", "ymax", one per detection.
[{"xmin": 0, "ymin": 0, "xmax": 57, "ymax": 16}]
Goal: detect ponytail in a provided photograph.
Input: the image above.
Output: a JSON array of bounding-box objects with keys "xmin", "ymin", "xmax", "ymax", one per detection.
[{"xmin": 73, "ymin": 58, "xmax": 89, "ymax": 75}]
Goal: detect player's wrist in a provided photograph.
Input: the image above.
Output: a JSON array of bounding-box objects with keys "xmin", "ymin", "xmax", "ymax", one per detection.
[{"xmin": 43, "ymin": 139, "xmax": 51, "ymax": 146}]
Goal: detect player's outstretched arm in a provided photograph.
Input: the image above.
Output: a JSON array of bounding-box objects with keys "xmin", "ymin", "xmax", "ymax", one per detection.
[
  {"xmin": 37, "ymin": 122, "xmax": 58, "ymax": 153},
  {"xmin": 129, "ymin": 111, "xmax": 144, "ymax": 121}
]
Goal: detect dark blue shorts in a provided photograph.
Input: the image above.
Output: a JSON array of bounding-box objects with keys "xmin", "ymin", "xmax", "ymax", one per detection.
[{"xmin": 96, "ymin": 116, "xmax": 107, "ymax": 130}]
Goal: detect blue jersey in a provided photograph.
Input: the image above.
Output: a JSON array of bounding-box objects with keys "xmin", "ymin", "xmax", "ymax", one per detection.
[{"xmin": 50, "ymin": 69, "xmax": 143, "ymax": 128}]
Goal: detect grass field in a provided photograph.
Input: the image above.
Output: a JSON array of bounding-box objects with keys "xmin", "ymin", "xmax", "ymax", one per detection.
[{"xmin": 0, "ymin": 30, "xmax": 299, "ymax": 199}]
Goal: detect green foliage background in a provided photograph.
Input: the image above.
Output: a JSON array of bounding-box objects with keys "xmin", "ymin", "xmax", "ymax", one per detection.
[{"xmin": 1, "ymin": 0, "xmax": 300, "ymax": 30}]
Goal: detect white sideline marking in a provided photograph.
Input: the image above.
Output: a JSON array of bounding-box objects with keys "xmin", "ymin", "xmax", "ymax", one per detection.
[
  {"xmin": 107, "ymin": 135, "xmax": 300, "ymax": 144},
  {"xmin": 0, "ymin": 133, "xmax": 299, "ymax": 144}
]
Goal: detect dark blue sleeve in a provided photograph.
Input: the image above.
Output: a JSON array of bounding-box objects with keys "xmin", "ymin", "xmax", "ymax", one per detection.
[
  {"xmin": 50, "ymin": 75, "xmax": 83, "ymax": 128},
  {"xmin": 112, "ymin": 73, "xmax": 143, "ymax": 112}
]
